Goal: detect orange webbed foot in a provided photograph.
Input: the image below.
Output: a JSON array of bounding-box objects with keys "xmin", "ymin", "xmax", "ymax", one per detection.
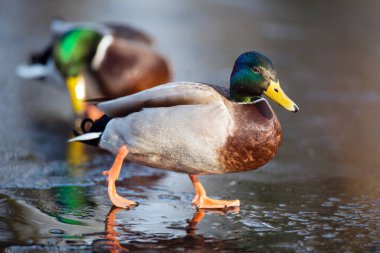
[
  {"xmin": 103, "ymin": 146, "xmax": 137, "ymax": 209},
  {"xmin": 107, "ymin": 180, "xmax": 137, "ymax": 209},
  {"xmin": 189, "ymin": 174, "xmax": 240, "ymax": 210},
  {"xmin": 192, "ymin": 195, "xmax": 240, "ymax": 210}
]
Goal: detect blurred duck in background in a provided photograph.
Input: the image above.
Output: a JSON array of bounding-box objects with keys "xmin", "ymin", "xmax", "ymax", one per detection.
[{"xmin": 17, "ymin": 19, "xmax": 171, "ymax": 119}]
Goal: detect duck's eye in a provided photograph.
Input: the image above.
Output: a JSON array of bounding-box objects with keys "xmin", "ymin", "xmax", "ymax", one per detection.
[
  {"xmin": 274, "ymin": 88, "xmax": 279, "ymax": 93},
  {"xmin": 251, "ymin": 66, "xmax": 260, "ymax": 73}
]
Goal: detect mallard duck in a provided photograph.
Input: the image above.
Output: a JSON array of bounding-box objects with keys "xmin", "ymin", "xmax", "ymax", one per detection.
[
  {"xmin": 69, "ymin": 51, "xmax": 299, "ymax": 209},
  {"xmin": 17, "ymin": 19, "xmax": 171, "ymax": 118}
]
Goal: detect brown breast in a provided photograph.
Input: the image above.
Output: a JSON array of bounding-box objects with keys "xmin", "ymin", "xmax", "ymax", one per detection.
[{"xmin": 218, "ymin": 99, "xmax": 281, "ymax": 173}]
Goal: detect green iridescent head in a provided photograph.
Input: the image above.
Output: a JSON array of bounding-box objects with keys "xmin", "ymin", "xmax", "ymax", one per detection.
[
  {"xmin": 230, "ymin": 51, "xmax": 299, "ymax": 112},
  {"xmin": 53, "ymin": 28, "xmax": 102, "ymax": 77}
]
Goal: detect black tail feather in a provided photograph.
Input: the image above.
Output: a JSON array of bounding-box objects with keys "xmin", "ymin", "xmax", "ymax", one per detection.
[
  {"xmin": 72, "ymin": 115, "xmax": 112, "ymax": 146},
  {"xmin": 30, "ymin": 44, "xmax": 53, "ymax": 65}
]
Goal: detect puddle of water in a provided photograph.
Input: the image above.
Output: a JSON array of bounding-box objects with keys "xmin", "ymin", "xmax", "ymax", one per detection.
[{"xmin": 0, "ymin": 175, "xmax": 379, "ymax": 252}]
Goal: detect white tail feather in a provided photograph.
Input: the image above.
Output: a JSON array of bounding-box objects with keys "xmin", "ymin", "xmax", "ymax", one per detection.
[
  {"xmin": 68, "ymin": 132, "xmax": 102, "ymax": 142},
  {"xmin": 16, "ymin": 64, "xmax": 50, "ymax": 79}
]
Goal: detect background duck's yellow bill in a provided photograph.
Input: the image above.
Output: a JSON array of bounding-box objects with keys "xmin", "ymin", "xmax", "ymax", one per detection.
[
  {"xmin": 264, "ymin": 81, "xmax": 299, "ymax": 112},
  {"xmin": 66, "ymin": 75, "xmax": 86, "ymax": 115}
]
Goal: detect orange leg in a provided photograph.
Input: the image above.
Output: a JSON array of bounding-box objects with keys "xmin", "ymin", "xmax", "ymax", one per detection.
[
  {"xmin": 86, "ymin": 104, "xmax": 105, "ymax": 121},
  {"xmin": 102, "ymin": 145, "xmax": 137, "ymax": 208},
  {"xmin": 189, "ymin": 175, "xmax": 240, "ymax": 209}
]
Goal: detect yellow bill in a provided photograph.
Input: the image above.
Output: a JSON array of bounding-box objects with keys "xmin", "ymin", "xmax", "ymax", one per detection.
[
  {"xmin": 66, "ymin": 75, "xmax": 86, "ymax": 116},
  {"xmin": 264, "ymin": 80, "xmax": 299, "ymax": 112}
]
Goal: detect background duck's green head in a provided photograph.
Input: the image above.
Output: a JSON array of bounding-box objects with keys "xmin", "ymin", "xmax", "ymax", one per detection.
[
  {"xmin": 54, "ymin": 28, "xmax": 102, "ymax": 77},
  {"xmin": 230, "ymin": 51, "xmax": 299, "ymax": 112},
  {"xmin": 53, "ymin": 28, "xmax": 103, "ymax": 115}
]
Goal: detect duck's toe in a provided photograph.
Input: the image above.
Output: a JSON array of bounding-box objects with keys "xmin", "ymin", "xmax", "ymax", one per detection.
[
  {"xmin": 109, "ymin": 191, "xmax": 137, "ymax": 209},
  {"xmin": 191, "ymin": 193, "xmax": 200, "ymax": 205},
  {"xmin": 193, "ymin": 196, "xmax": 240, "ymax": 210}
]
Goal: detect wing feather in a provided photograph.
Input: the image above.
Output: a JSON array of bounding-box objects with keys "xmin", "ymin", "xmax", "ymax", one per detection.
[{"xmin": 98, "ymin": 82, "xmax": 228, "ymax": 117}]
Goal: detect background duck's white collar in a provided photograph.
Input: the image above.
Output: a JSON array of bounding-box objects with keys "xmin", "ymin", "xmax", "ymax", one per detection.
[{"xmin": 91, "ymin": 35, "xmax": 114, "ymax": 70}]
